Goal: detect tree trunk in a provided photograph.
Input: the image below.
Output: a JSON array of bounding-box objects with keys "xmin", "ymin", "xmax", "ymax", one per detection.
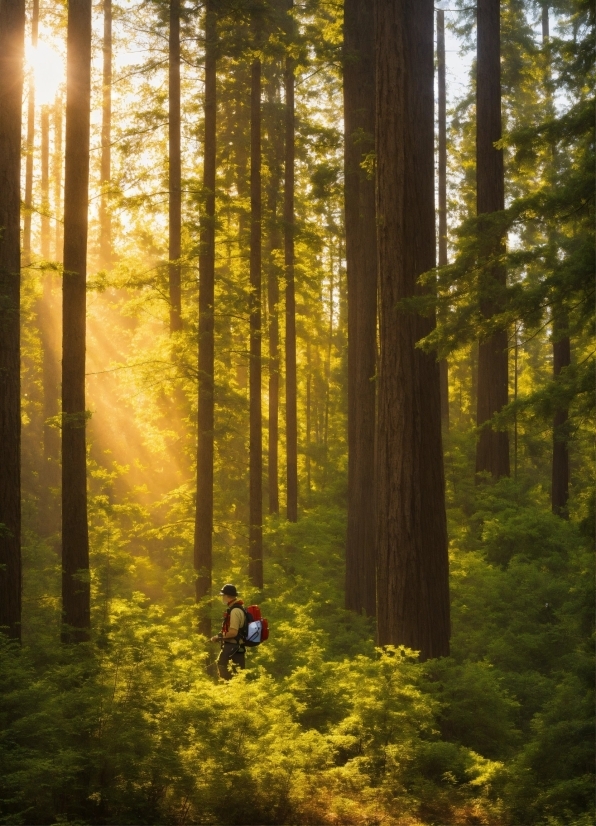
[
  {"xmin": 375, "ymin": 0, "xmax": 450, "ymax": 660},
  {"xmin": 249, "ymin": 52, "xmax": 263, "ymax": 587},
  {"xmin": 23, "ymin": 0, "xmax": 39, "ymax": 264},
  {"xmin": 552, "ymin": 318, "xmax": 570, "ymax": 517},
  {"xmin": 54, "ymin": 96, "xmax": 63, "ymax": 261},
  {"xmin": 265, "ymin": 70, "xmax": 282, "ymax": 516},
  {"xmin": 194, "ymin": 0, "xmax": 217, "ymax": 636},
  {"xmin": 0, "ymin": 0, "xmax": 25, "ymax": 642},
  {"xmin": 61, "ymin": 0, "xmax": 93, "ymax": 643},
  {"xmin": 284, "ymin": 1, "xmax": 298, "ymax": 522},
  {"xmin": 99, "ymin": 0, "xmax": 112, "ymax": 270},
  {"xmin": 39, "ymin": 105, "xmax": 60, "ymax": 538},
  {"xmin": 475, "ymin": 0, "xmax": 510, "ymax": 479},
  {"xmin": 343, "ymin": 0, "xmax": 377, "ymax": 617},
  {"xmin": 437, "ymin": 9, "xmax": 449, "ymax": 429},
  {"xmin": 168, "ymin": 0, "xmax": 182, "ymax": 332}
]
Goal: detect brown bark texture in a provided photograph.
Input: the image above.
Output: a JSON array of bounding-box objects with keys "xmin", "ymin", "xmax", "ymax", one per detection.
[
  {"xmin": 168, "ymin": 0, "xmax": 182, "ymax": 332},
  {"xmin": 375, "ymin": 0, "xmax": 450, "ymax": 660},
  {"xmin": 343, "ymin": 0, "xmax": 377, "ymax": 617},
  {"xmin": 437, "ymin": 9, "xmax": 449, "ymax": 429},
  {"xmin": 23, "ymin": 0, "xmax": 39, "ymax": 263},
  {"xmin": 39, "ymin": 106, "xmax": 60, "ymax": 538},
  {"xmin": 99, "ymin": 0, "xmax": 112, "ymax": 269},
  {"xmin": 284, "ymin": 2, "xmax": 298, "ymax": 522},
  {"xmin": 249, "ymin": 55, "xmax": 263, "ymax": 587},
  {"xmin": 475, "ymin": 0, "xmax": 510, "ymax": 479},
  {"xmin": 552, "ymin": 318, "xmax": 570, "ymax": 517},
  {"xmin": 194, "ymin": 0, "xmax": 217, "ymax": 636},
  {"xmin": 62, "ymin": 0, "xmax": 93, "ymax": 643},
  {"xmin": 265, "ymin": 70, "xmax": 283, "ymax": 516},
  {"xmin": 0, "ymin": 0, "xmax": 25, "ymax": 641}
]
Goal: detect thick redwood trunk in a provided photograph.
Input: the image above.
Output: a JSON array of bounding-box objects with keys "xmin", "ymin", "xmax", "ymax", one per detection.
[
  {"xmin": 475, "ymin": 0, "xmax": 510, "ymax": 479},
  {"xmin": 284, "ymin": 2, "xmax": 298, "ymax": 522},
  {"xmin": 249, "ymin": 54, "xmax": 263, "ymax": 586},
  {"xmin": 343, "ymin": 0, "xmax": 377, "ymax": 617},
  {"xmin": 0, "ymin": 0, "xmax": 26, "ymax": 641},
  {"xmin": 437, "ymin": 9, "xmax": 449, "ymax": 429},
  {"xmin": 99, "ymin": 0, "xmax": 112, "ymax": 269},
  {"xmin": 23, "ymin": 0, "xmax": 39, "ymax": 264},
  {"xmin": 168, "ymin": 0, "xmax": 182, "ymax": 332},
  {"xmin": 194, "ymin": 0, "xmax": 217, "ymax": 636},
  {"xmin": 375, "ymin": 0, "xmax": 450, "ymax": 660},
  {"xmin": 62, "ymin": 0, "xmax": 93, "ymax": 643}
]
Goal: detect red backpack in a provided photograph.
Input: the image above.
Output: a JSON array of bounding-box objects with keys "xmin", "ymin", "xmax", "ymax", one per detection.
[{"xmin": 243, "ymin": 604, "xmax": 269, "ymax": 647}]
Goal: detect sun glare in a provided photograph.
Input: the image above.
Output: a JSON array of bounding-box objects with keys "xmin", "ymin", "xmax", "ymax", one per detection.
[{"xmin": 26, "ymin": 40, "xmax": 64, "ymax": 106}]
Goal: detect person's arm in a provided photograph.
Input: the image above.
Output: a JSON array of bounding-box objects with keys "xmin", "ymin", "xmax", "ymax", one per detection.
[{"xmin": 210, "ymin": 627, "xmax": 238, "ymax": 643}]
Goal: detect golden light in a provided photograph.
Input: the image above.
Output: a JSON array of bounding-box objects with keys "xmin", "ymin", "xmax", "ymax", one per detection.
[{"xmin": 26, "ymin": 39, "xmax": 64, "ymax": 106}]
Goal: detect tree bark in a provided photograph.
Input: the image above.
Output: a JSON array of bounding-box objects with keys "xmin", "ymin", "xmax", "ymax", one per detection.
[
  {"xmin": 375, "ymin": 0, "xmax": 450, "ymax": 660},
  {"xmin": 23, "ymin": 0, "xmax": 39, "ymax": 264},
  {"xmin": 62, "ymin": 0, "xmax": 93, "ymax": 643},
  {"xmin": 284, "ymin": 1, "xmax": 298, "ymax": 522},
  {"xmin": 343, "ymin": 0, "xmax": 377, "ymax": 617},
  {"xmin": 194, "ymin": 0, "xmax": 217, "ymax": 636},
  {"xmin": 168, "ymin": 0, "xmax": 182, "ymax": 331},
  {"xmin": 265, "ymin": 70, "xmax": 282, "ymax": 516},
  {"xmin": 475, "ymin": 0, "xmax": 510, "ymax": 479},
  {"xmin": 39, "ymin": 105, "xmax": 60, "ymax": 538},
  {"xmin": 99, "ymin": 0, "xmax": 112, "ymax": 269},
  {"xmin": 249, "ymin": 52, "xmax": 263, "ymax": 587},
  {"xmin": 0, "ymin": 0, "xmax": 25, "ymax": 642},
  {"xmin": 437, "ymin": 9, "xmax": 449, "ymax": 429},
  {"xmin": 54, "ymin": 96, "xmax": 63, "ymax": 261}
]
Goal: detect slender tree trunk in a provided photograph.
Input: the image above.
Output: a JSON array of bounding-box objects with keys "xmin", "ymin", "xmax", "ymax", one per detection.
[
  {"xmin": 541, "ymin": 4, "xmax": 570, "ymax": 517},
  {"xmin": 39, "ymin": 105, "xmax": 60, "ymax": 538},
  {"xmin": 54, "ymin": 95, "xmax": 63, "ymax": 261},
  {"xmin": 23, "ymin": 0, "xmax": 39, "ymax": 264},
  {"xmin": 475, "ymin": 0, "xmax": 510, "ymax": 479},
  {"xmin": 0, "ymin": 0, "xmax": 26, "ymax": 642},
  {"xmin": 249, "ymin": 52, "xmax": 263, "ymax": 587},
  {"xmin": 343, "ymin": 0, "xmax": 377, "ymax": 617},
  {"xmin": 306, "ymin": 338, "xmax": 311, "ymax": 492},
  {"xmin": 552, "ymin": 318, "xmax": 570, "ymax": 517},
  {"xmin": 99, "ymin": 0, "xmax": 112, "ymax": 269},
  {"xmin": 169, "ymin": 0, "xmax": 182, "ymax": 331},
  {"xmin": 284, "ymin": 1, "xmax": 298, "ymax": 522},
  {"xmin": 437, "ymin": 9, "xmax": 449, "ymax": 429},
  {"xmin": 265, "ymin": 71, "xmax": 282, "ymax": 516},
  {"xmin": 61, "ymin": 0, "xmax": 93, "ymax": 643},
  {"xmin": 194, "ymin": 0, "xmax": 217, "ymax": 635},
  {"xmin": 375, "ymin": 0, "xmax": 450, "ymax": 660}
]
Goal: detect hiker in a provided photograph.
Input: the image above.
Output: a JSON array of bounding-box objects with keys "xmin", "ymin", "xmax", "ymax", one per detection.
[{"xmin": 211, "ymin": 583, "xmax": 246, "ymax": 680}]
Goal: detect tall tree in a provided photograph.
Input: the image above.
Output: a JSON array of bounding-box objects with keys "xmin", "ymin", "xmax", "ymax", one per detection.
[
  {"xmin": 343, "ymin": 0, "xmax": 377, "ymax": 617},
  {"xmin": 249, "ymin": 26, "xmax": 263, "ymax": 586},
  {"xmin": 39, "ymin": 105, "xmax": 60, "ymax": 538},
  {"xmin": 53, "ymin": 95, "xmax": 63, "ymax": 261},
  {"xmin": 61, "ymin": 0, "xmax": 93, "ymax": 643},
  {"xmin": 475, "ymin": 0, "xmax": 509, "ymax": 479},
  {"xmin": 23, "ymin": 0, "xmax": 39, "ymax": 263},
  {"xmin": 375, "ymin": 0, "xmax": 450, "ymax": 660},
  {"xmin": 437, "ymin": 8, "xmax": 449, "ymax": 429},
  {"xmin": 0, "ymin": 0, "xmax": 26, "ymax": 641},
  {"xmin": 194, "ymin": 0, "xmax": 217, "ymax": 635},
  {"xmin": 168, "ymin": 0, "xmax": 182, "ymax": 332},
  {"xmin": 542, "ymin": 3, "xmax": 570, "ymax": 517},
  {"xmin": 284, "ymin": 0, "xmax": 298, "ymax": 522},
  {"xmin": 264, "ymin": 68, "xmax": 283, "ymax": 516},
  {"xmin": 99, "ymin": 0, "xmax": 112, "ymax": 269}
]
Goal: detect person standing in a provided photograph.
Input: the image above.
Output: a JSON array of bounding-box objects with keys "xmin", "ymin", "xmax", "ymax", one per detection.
[{"xmin": 211, "ymin": 584, "xmax": 246, "ymax": 680}]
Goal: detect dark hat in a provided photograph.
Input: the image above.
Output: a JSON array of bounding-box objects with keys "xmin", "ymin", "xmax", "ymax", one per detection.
[{"xmin": 219, "ymin": 583, "xmax": 238, "ymax": 597}]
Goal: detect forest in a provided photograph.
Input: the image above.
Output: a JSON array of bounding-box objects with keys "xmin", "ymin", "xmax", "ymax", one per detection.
[{"xmin": 0, "ymin": 0, "xmax": 593, "ymax": 824}]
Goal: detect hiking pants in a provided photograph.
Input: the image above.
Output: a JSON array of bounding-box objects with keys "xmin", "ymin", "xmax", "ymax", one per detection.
[{"xmin": 217, "ymin": 642, "xmax": 245, "ymax": 680}]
